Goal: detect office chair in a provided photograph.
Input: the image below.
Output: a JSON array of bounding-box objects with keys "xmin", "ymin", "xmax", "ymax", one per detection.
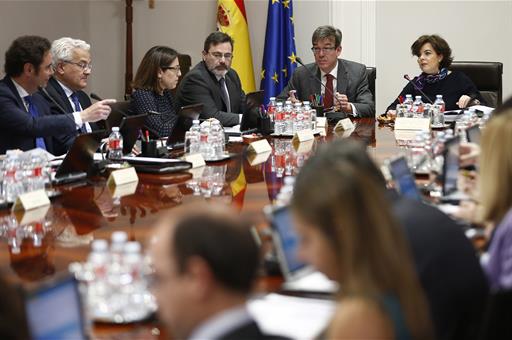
[{"xmin": 366, "ymin": 66, "xmax": 376, "ymax": 100}]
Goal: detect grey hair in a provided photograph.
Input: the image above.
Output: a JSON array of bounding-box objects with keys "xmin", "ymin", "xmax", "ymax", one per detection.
[
  {"xmin": 312, "ymin": 25, "xmax": 342, "ymax": 48},
  {"xmin": 51, "ymin": 37, "xmax": 90, "ymax": 67}
]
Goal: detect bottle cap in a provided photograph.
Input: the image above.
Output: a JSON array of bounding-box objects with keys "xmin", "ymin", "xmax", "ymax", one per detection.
[
  {"xmin": 111, "ymin": 231, "xmax": 128, "ymax": 243},
  {"xmin": 91, "ymin": 239, "xmax": 108, "ymax": 252},
  {"xmin": 124, "ymin": 241, "xmax": 141, "ymax": 253},
  {"xmin": 112, "ymin": 126, "xmax": 120, "ymax": 132}
]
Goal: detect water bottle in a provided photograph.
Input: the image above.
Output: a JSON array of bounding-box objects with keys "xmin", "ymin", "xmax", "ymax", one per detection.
[
  {"xmin": 433, "ymin": 94, "xmax": 445, "ymax": 113},
  {"xmin": 284, "ymin": 101, "xmax": 293, "ymax": 134},
  {"xmin": 403, "ymin": 94, "xmax": 414, "ymax": 116},
  {"xmin": 412, "ymin": 96, "xmax": 424, "ymax": 117},
  {"xmin": 274, "ymin": 102, "xmax": 285, "ymax": 135},
  {"xmin": 409, "ymin": 134, "xmax": 426, "ymax": 171},
  {"xmin": 199, "ymin": 123, "xmax": 214, "ymax": 159},
  {"xmin": 108, "ymin": 127, "xmax": 123, "ymax": 161},
  {"xmin": 27, "ymin": 154, "xmax": 46, "ymax": 192},
  {"xmin": 267, "ymin": 97, "xmax": 277, "ymax": 122},
  {"xmin": 293, "ymin": 102, "xmax": 303, "ymax": 132},
  {"xmin": 210, "ymin": 120, "xmax": 225, "ymax": 158},
  {"xmin": 184, "ymin": 120, "xmax": 201, "ymax": 155},
  {"xmin": 302, "ymin": 101, "xmax": 314, "ymax": 130},
  {"xmin": 2, "ymin": 151, "xmax": 23, "ymax": 202}
]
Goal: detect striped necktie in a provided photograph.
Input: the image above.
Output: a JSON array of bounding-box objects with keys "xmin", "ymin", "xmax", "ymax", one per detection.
[{"xmin": 23, "ymin": 95, "xmax": 47, "ymax": 150}]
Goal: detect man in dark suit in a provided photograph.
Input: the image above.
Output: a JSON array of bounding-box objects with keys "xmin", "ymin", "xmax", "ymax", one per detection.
[
  {"xmin": 176, "ymin": 32, "xmax": 246, "ymax": 127},
  {"xmin": 41, "ymin": 37, "xmax": 110, "ymax": 155},
  {"xmin": 0, "ymin": 36, "xmax": 114, "ymax": 155},
  {"xmin": 279, "ymin": 25, "xmax": 374, "ymax": 118},
  {"xmin": 150, "ymin": 203, "xmax": 286, "ymax": 340}
]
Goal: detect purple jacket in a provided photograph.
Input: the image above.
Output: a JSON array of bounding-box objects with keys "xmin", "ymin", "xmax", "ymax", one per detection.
[{"xmin": 484, "ymin": 208, "xmax": 512, "ymax": 290}]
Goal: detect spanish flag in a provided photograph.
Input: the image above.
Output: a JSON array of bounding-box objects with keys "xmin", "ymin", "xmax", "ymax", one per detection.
[{"xmin": 217, "ymin": 0, "xmax": 256, "ymax": 92}]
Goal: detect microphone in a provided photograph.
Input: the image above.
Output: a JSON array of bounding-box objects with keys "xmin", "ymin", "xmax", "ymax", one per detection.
[
  {"xmin": 296, "ymin": 57, "xmax": 344, "ymax": 112},
  {"xmin": 403, "ymin": 74, "xmax": 434, "ymax": 104},
  {"xmin": 39, "ymin": 86, "xmax": 81, "ymax": 129},
  {"xmin": 90, "ymin": 92, "xmax": 103, "ymax": 101}
]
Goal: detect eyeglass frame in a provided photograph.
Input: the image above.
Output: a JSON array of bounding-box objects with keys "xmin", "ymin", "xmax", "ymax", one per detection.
[
  {"xmin": 63, "ymin": 60, "xmax": 92, "ymax": 71},
  {"xmin": 161, "ymin": 65, "xmax": 181, "ymax": 73},
  {"xmin": 310, "ymin": 47, "xmax": 337, "ymax": 54},
  {"xmin": 206, "ymin": 51, "xmax": 233, "ymax": 60}
]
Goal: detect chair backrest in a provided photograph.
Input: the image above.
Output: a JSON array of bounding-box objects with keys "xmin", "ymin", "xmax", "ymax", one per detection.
[
  {"xmin": 366, "ymin": 66, "xmax": 376, "ymax": 100},
  {"xmin": 449, "ymin": 61, "xmax": 503, "ymax": 107},
  {"xmin": 104, "ymin": 100, "xmax": 132, "ymax": 132},
  {"xmin": 172, "ymin": 54, "xmax": 192, "ymax": 96},
  {"xmin": 479, "ymin": 289, "xmax": 512, "ymax": 339}
]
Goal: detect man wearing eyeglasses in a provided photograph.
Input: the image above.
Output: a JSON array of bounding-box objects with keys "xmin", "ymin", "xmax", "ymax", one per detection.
[
  {"xmin": 41, "ymin": 37, "xmax": 115, "ymax": 154},
  {"xmin": 176, "ymin": 32, "xmax": 246, "ymax": 127},
  {"xmin": 0, "ymin": 36, "xmax": 114, "ymax": 154},
  {"xmin": 279, "ymin": 25, "xmax": 374, "ymax": 118}
]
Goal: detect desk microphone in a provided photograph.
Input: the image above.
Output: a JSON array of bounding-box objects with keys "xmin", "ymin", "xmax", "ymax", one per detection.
[
  {"xmin": 403, "ymin": 74, "xmax": 434, "ymax": 104},
  {"xmin": 90, "ymin": 92, "xmax": 103, "ymax": 101}
]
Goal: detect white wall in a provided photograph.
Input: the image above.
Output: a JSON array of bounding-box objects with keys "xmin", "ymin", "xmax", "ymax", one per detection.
[{"xmin": 1, "ymin": 0, "xmax": 511, "ymax": 108}]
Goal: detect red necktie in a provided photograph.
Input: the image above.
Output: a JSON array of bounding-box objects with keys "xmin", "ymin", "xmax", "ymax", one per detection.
[{"xmin": 324, "ymin": 74, "xmax": 334, "ymax": 109}]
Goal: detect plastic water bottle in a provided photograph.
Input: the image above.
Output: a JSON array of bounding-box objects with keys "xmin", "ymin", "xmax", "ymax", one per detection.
[
  {"xmin": 199, "ymin": 124, "xmax": 214, "ymax": 159},
  {"xmin": 302, "ymin": 101, "xmax": 314, "ymax": 130},
  {"xmin": 293, "ymin": 102, "xmax": 303, "ymax": 132},
  {"xmin": 2, "ymin": 151, "xmax": 23, "ymax": 202},
  {"xmin": 210, "ymin": 120, "xmax": 225, "ymax": 158},
  {"xmin": 267, "ymin": 97, "xmax": 277, "ymax": 122},
  {"xmin": 27, "ymin": 154, "xmax": 46, "ymax": 192},
  {"xmin": 434, "ymin": 94, "xmax": 446, "ymax": 113},
  {"xmin": 403, "ymin": 94, "xmax": 414, "ymax": 116},
  {"xmin": 284, "ymin": 101, "xmax": 293, "ymax": 134},
  {"xmin": 184, "ymin": 120, "xmax": 201, "ymax": 155},
  {"xmin": 412, "ymin": 96, "xmax": 424, "ymax": 117},
  {"xmin": 108, "ymin": 127, "xmax": 123, "ymax": 161},
  {"xmin": 274, "ymin": 102, "xmax": 285, "ymax": 135}
]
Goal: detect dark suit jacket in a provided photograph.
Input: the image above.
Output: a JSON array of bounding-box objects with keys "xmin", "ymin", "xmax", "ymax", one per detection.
[
  {"xmin": 42, "ymin": 77, "xmax": 98, "ymax": 155},
  {"xmin": 220, "ymin": 320, "xmax": 289, "ymax": 340},
  {"xmin": 0, "ymin": 76, "xmax": 77, "ymax": 154},
  {"xmin": 389, "ymin": 191, "xmax": 488, "ymax": 340},
  {"xmin": 279, "ymin": 58, "xmax": 375, "ymax": 117},
  {"xmin": 176, "ymin": 61, "xmax": 246, "ymax": 127}
]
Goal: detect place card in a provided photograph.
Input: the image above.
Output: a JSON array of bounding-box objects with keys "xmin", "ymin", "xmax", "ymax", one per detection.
[
  {"xmin": 316, "ymin": 117, "xmax": 327, "ymax": 128},
  {"xmin": 188, "ymin": 166, "xmax": 206, "ymax": 179},
  {"xmin": 12, "ymin": 189, "xmax": 50, "ymax": 212},
  {"xmin": 248, "ymin": 139, "xmax": 272, "ymax": 154},
  {"xmin": 109, "ymin": 181, "xmax": 138, "ymax": 198},
  {"xmin": 394, "ymin": 117, "xmax": 430, "ymax": 131},
  {"xmin": 334, "ymin": 118, "xmax": 355, "ymax": 131},
  {"xmin": 247, "ymin": 150, "xmax": 271, "ymax": 166},
  {"xmin": 107, "ymin": 167, "xmax": 139, "ymax": 187},
  {"xmin": 14, "ymin": 204, "xmax": 50, "ymax": 225},
  {"xmin": 184, "ymin": 153, "xmax": 206, "ymax": 168},
  {"xmin": 334, "ymin": 127, "xmax": 354, "ymax": 138},
  {"xmin": 293, "ymin": 139, "xmax": 314, "ymax": 154},
  {"xmin": 292, "ymin": 129, "xmax": 314, "ymax": 143}
]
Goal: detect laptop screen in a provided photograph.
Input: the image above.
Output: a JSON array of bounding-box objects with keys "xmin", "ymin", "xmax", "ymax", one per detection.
[
  {"xmin": 442, "ymin": 137, "xmax": 460, "ymax": 196},
  {"xmin": 271, "ymin": 206, "xmax": 307, "ymax": 275},
  {"xmin": 25, "ymin": 276, "xmax": 86, "ymax": 340},
  {"xmin": 389, "ymin": 156, "xmax": 422, "ymax": 201},
  {"xmin": 466, "ymin": 125, "xmax": 481, "ymax": 145}
]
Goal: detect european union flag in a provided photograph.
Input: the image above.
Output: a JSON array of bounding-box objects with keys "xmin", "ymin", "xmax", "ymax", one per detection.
[{"xmin": 260, "ymin": 0, "xmax": 297, "ymax": 105}]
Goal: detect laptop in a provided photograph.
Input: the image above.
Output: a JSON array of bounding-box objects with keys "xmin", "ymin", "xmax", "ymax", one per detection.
[
  {"xmin": 119, "ymin": 114, "xmax": 147, "ymax": 155},
  {"xmin": 23, "ymin": 275, "xmax": 87, "ymax": 340},
  {"xmin": 441, "ymin": 137, "xmax": 469, "ymax": 203},
  {"xmin": 388, "ymin": 156, "xmax": 422, "ymax": 201},
  {"xmin": 466, "ymin": 125, "xmax": 481, "ymax": 144},
  {"xmin": 55, "ymin": 130, "xmax": 105, "ymax": 179},
  {"xmin": 269, "ymin": 206, "xmax": 338, "ymax": 294}
]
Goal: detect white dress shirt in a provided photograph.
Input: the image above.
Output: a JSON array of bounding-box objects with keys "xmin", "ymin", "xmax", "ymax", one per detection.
[
  {"xmin": 319, "ymin": 61, "xmax": 357, "ymax": 115},
  {"xmin": 55, "ymin": 79, "xmax": 90, "ymax": 132}
]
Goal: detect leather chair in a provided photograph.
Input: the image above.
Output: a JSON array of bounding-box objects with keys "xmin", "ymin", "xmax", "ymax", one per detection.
[
  {"xmin": 366, "ymin": 66, "xmax": 376, "ymax": 100},
  {"xmin": 172, "ymin": 54, "xmax": 192, "ymax": 96},
  {"xmin": 449, "ymin": 61, "xmax": 503, "ymax": 107}
]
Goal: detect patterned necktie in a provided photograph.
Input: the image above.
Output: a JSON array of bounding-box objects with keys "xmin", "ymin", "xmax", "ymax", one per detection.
[
  {"xmin": 218, "ymin": 77, "xmax": 231, "ymax": 113},
  {"xmin": 70, "ymin": 92, "xmax": 87, "ymax": 133},
  {"xmin": 324, "ymin": 74, "xmax": 334, "ymax": 109},
  {"xmin": 23, "ymin": 95, "xmax": 47, "ymax": 150}
]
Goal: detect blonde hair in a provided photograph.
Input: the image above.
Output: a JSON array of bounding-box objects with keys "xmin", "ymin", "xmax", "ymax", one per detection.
[
  {"xmin": 480, "ymin": 109, "xmax": 512, "ymax": 224},
  {"xmin": 291, "ymin": 140, "xmax": 433, "ymax": 340}
]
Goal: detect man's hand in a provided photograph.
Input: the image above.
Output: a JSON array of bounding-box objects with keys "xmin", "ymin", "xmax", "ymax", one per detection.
[
  {"xmin": 457, "ymin": 95, "xmax": 472, "ymax": 109},
  {"xmin": 288, "ymin": 90, "xmax": 300, "ymax": 103},
  {"xmin": 80, "ymin": 99, "xmax": 116, "ymax": 123},
  {"xmin": 334, "ymin": 92, "xmax": 352, "ymax": 113}
]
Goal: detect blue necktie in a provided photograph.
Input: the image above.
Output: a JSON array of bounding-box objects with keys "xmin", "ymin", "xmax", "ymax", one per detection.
[
  {"xmin": 24, "ymin": 95, "xmax": 47, "ymax": 150},
  {"xmin": 70, "ymin": 92, "xmax": 87, "ymax": 133}
]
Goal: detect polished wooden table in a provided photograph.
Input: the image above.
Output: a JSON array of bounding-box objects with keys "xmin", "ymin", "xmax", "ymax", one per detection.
[{"xmin": 0, "ymin": 118, "xmax": 400, "ymax": 338}]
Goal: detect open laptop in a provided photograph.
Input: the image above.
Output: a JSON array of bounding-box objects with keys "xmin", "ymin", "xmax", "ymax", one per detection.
[
  {"xmin": 269, "ymin": 206, "xmax": 338, "ymax": 294},
  {"xmin": 441, "ymin": 136, "xmax": 469, "ymax": 203},
  {"xmin": 466, "ymin": 125, "xmax": 482, "ymax": 144},
  {"xmin": 388, "ymin": 156, "xmax": 422, "ymax": 201},
  {"xmin": 119, "ymin": 114, "xmax": 147, "ymax": 155},
  {"xmin": 23, "ymin": 275, "xmax": 87, "ymax": 340}
]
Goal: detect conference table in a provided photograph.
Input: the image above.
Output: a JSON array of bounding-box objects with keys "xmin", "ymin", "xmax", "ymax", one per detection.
[{"xmin": 0, "ymin": 118, "xmax": 400, "ymax": 338}]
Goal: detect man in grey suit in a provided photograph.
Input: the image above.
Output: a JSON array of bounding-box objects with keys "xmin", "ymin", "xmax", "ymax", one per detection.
[
  {"xmin": 176, "ymin": 32, "xmax": 246, "ymax": 127},
  {"xmin": 279, "ymin": 25, "xmax": 375, "ymax": 117}
]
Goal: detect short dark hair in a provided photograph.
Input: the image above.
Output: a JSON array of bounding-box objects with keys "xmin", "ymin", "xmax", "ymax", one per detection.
[
  {"xmin": 132, "ymin": 45, "xmax": 178, "ymax": 92},
  {"xmin": 4, "ymin": 36, "xmax": 51, "ymax": 77},
  {"xmin": 172, "ymin": 212, "xmax": 259, "ymax": 294},
  {"xmin": 312, "ymin": 25, "xmax": 342, "ymax": 48},
  {"xmin": 411, "ymin": 35, "xmax": 453, "ymax": 69},
  {"xmin": 203, "ymin": 31, "xmax": 234, "ymax": 52}
]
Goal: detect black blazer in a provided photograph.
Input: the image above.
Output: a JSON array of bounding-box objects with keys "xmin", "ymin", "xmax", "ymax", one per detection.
[
  {"xmin": 220, "ymin": 320, "xmax": 289, "ymax": 340},
  {"xmin": 0, "ymin": 76, "xmax": 77, "ymax": 154},
  {"xmin": 42, "ymin": 77, "xmax": 98, "ymax": 154},
  {"xmin": 176, "ymin": 61, "xmax": 246, "ymax": 127}
]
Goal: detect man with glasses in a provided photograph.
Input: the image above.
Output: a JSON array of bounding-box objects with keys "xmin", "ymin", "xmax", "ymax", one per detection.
[
  {"xmin": 280, "ymin": 25, "xmax": 374, "ymax": 118},
  {"xmin": 176, "ymin": 32, "xmax": 246, "ymax": 127},
  {"xmin": 0, "ymin": 36, "xmax": 113, "ymax": 154},
  {"xmin": 41, "ymin": 37, "xmax": 115, "ymax": 154}
]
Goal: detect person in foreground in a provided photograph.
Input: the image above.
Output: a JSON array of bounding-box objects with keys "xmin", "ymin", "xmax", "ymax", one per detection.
[
  {"xmin": 149, "ymin": 203, "xmax": 287, "ymax": 340},
  {"xmin": 386, "ymin": 34, "xmax": 484, "ymax": 114},
  {"xmin": 131, "ymin": 46, "xmax": 181, "ymax": 138},
  {"xmin": 176, "ymin": 32, "xmax": 246, "ymax": 127},
  {"xmin": 290, "ymin": 141, "xmax": 433, "ymax": 339},
  {"xmin": 479, "ymin": 109, "xmax": 512, "ymax": 290},
  {"xmin": 279, "ymin": 25, "xmax": 374, "ymax": 118},
  {"xmin": 0, "ymin": 35, "xmax": 112, "ymax": 154}
]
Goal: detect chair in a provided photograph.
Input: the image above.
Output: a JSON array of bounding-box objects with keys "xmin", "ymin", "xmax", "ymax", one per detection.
[
  {"xmin": 103, "ymin": 100, "xmax": 132, "ymax": 132},
  {"xmin": 172, "ymin": 54, "xmax": 192, "ymax": 96},
  {"xmin": 366, "ymin": 66, "xmax": 376, "ymax": 100},
  {"xmin": 479, "ymin": 289, "xmax": 512, "ymax": 339},
  {"xmin": 449, "ymin": 61, "xmax": 503, "ymax": 107}
]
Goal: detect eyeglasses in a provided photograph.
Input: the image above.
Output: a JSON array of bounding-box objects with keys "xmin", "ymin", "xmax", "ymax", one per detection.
[
  {"xmin": 311, "ymin": 47, "xmax": 337, "ymax": 54},
  {"xmin": 208, "ymin": 52, "xmax": 233, "ymax": 60},
  {"xmin": 162, "ymin": 65, "xmax": 181, "ymax": 73},
  {"xmin": 64, "ymin": 61, "xmax": 92, "ymax": 71}
]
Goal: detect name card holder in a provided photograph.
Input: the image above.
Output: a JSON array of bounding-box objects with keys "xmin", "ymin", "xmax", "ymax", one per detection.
[
  {"xmin": 394, "ymin": 117, "xmax": 430, "ymax": 131},
  {"xmin": 292, "ymin": 129, "xmax": 314, "ymax": 143},
  {"xmin": 334, "ymin": 118, "xmax": 355, "ymax": 131},
  {"xmin": 15, "ymin": 204, "xmax": 50, "ymax": 225},
  {"xmin": 109, "ymin": 181, "xmax": 138, "ymax": 198},
  {"xmin": 12, "ymin": 189, "xmax": 50, "ymax": 212},
  {"xmin": 107, "ymin": 167, "xmax": 139, "ymax": 187},
  {"xmin": 248, "ymin": 139, "xmax": 272, "ymax": 154},
  {"xmin": 247, "ymin": 150, "xmax": 271, "ymax": 166},
  {"xmin": 316, "ymin": 117, "xmax": 327, "ymax": 128},
  {"xmin": 184, "ymin": 153, "xmax": 206, "ymax": 168},
  {"xmin": 293, "ymin": 139, "xmax": 314, "ymax": 154}
]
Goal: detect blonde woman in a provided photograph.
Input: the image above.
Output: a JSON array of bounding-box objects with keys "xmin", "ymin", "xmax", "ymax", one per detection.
[{"xmin": 291, "ymin": 140, "xmax": 433, "ymax": 339}]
